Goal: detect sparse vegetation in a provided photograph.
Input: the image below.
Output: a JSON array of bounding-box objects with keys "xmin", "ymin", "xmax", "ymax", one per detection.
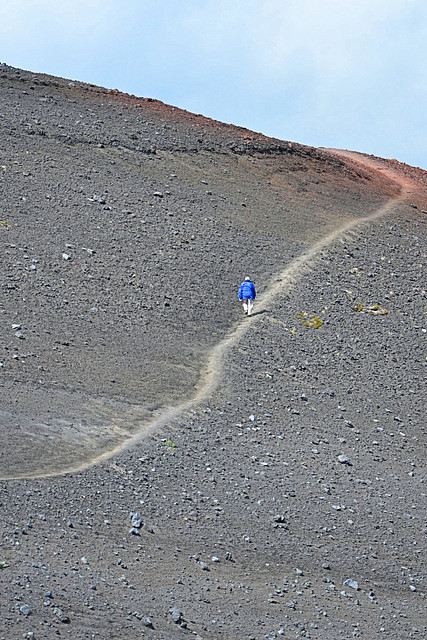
[
  {"xmin": 352, "ymin": 301, "xmax": 365, "ymax": 312},
  {"xmin": 298, "ymin": 312, "xmax": 323, "ymax": 328},
  {"xmin": 165, "ymin": 439, "xmax": 177, "ymax": 451},
  {"xmin": 365, "ymin": 304, "xmax": 388, "ymax": 315},
  {"xmin": 352, "ymin": 301, "xmax": 388, "ymax": 315},
  {"xmin": 1, "ymin": 220, "xmax": 12, "ymax": 230}
]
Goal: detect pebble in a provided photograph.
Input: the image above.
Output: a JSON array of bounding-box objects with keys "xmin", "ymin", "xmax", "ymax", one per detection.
[
  {"xmin": 20, "ymin": 604, "xmax": 31, "ymax": 616},
  {"xmin": 89, "ymin": 194, "xmax": 106, "ymax": 204},
  {"xmin": 343, "ymin": 579, "xmax": 359, "ymax": 590},
  {"xmin": 273, "ymin": 515, "xmax": 287, "ymax": 528},
  {"xmin": 130, "ymin": 511, "xmax": 142, "ymax": 528},
  {"xmin": 337, "ymin": 454, "xmax": 352, "ymax": 465},
  {"xmin": 169, "ymin": 607, "xmax": 182, "ymax": 623},
  {"xmin": 53, "ymin": 607, "xmax": 70, "ymax": 623},
  {"xmin": 143, "ymin": 616, "xmax": 154, "ymax": 628}
]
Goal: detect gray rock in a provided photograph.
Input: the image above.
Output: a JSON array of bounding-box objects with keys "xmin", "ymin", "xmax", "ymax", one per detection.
[
  {"xmin": 143, "ymin": 616, "xmax": 154, "ymax": 628},
  {"xmin": 169, "ymin": 607, "xmax": 182, "ymax": 623},
  {"xmin": 273, "ymin": 515, "xmax": 287, "ymax": 529},
  {"xmin": 130, "ymin": 511, "xmax": 142, "ymax": 528},
  {"xmin": 89, "ymin": 194, "xmax": 106, "ymax": 204},
  {"xmin": 20, "ymin": 604, "xmax": 31, "ymax": 616},
  {"xmin": 337, "ymin": 454, "xmax": 352, "ymax": 465},
  {"xmin": 134, "ymin": 611, "xmax": 154, "ymax": 627},
  {"xmin": 343, "ymin": 579, "xmax": 359, "ymax": 590},
  {"xmin": 53, "ymin": 607, "xmax": 70, "ymax": 623}
]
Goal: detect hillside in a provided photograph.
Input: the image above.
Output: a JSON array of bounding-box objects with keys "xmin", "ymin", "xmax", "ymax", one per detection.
[{"xmin": 0, "ymin": 64, "xmax": 426, "ymax": 639}]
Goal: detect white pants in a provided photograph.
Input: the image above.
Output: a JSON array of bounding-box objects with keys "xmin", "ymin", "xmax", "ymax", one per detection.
[{"xmin": 242, "ymin": 299, "xmax": 254, "ymax": 315}]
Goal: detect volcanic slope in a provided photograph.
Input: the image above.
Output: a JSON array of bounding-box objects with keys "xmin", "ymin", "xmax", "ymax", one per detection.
[
  {"xmin": 0, "ymin": 65, "xmax": 426, "ymax": 639},
  {"xmin": 0, "ymin": 64, "xmax": 408, "ymax": 476}
]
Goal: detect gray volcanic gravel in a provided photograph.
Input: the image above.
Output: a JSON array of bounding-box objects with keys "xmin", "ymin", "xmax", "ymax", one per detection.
[{"xmin": 0, "ymin": 65, "xmax": 426, "ymax": 639}]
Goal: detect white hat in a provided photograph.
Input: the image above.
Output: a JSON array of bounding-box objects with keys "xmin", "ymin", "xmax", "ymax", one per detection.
[{"xmin": 245, "ymin": 276, "xmax": 251, "ymax": 281}]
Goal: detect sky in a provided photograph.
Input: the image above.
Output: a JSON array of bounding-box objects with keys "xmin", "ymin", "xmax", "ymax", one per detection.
[{"xmin": 1, "ymin": 1, "xmax": 427, "ymax": 169}]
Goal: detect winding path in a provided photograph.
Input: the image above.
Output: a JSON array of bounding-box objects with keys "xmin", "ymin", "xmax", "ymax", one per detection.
[{"xmin": 2, "ymin": 151, "xmax": 421, "ymax": 480}]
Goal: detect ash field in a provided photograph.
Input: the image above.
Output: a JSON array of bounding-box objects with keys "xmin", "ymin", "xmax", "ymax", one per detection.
[{"xmin": 0, "ymin": 64, "xmax": 426, "ymax": 639}]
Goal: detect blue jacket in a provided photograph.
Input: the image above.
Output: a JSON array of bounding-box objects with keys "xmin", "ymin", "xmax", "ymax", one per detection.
[{"xmin": 238, "ymin": 279, "xmax": 256, "ymax": 300}]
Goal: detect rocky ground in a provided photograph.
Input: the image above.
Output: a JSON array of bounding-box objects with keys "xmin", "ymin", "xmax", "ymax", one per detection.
[{"xmin": 0, "ymin": 64, "xmax": 426, "ymax": 639}]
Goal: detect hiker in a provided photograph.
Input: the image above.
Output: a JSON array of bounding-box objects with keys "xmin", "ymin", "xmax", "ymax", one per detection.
[{"xmin": 238, "ymin": 277, "xmax": 256, "ymax": 316}]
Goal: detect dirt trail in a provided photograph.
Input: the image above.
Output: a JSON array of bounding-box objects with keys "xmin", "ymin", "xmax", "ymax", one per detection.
[
  {"xmin": 1, "ymin": 152, "xmax": 418, "ymax": 481},
  {"xmin": 325, "ymin": 148, "xmax": 414, "ymax": 184}
]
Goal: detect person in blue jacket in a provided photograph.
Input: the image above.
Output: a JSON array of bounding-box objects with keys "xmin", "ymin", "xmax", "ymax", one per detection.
[{"xmin": 238, "ymin": 277, "xmax": 256, "ymax": 316}]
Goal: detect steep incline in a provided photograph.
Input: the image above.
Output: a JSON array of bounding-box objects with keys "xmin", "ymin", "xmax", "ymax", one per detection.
[
  {"xmin": 0, "ymin": 66, "xmax": 426, "ymax": 640},
  {"xmin": 0, "ymin": 64, "xmax": 405, "ymax": 477},
  {"xmin": 2, "ymin": 147, "xmax": 420, "ymax": 480}
]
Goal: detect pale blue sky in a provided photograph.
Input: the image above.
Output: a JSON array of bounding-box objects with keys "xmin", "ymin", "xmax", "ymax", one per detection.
[{"xmin": 1, "ymin": 1, "xmax": 426, "ymax": 169}]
